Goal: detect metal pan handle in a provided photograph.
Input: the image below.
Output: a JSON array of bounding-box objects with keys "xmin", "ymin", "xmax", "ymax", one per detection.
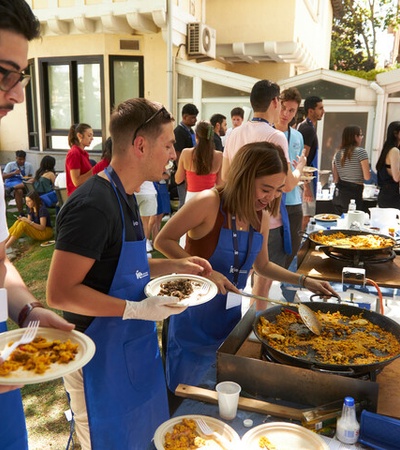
[{"xmin": 310, "ymin": 365, "xmax": 356, "ymax": 376}]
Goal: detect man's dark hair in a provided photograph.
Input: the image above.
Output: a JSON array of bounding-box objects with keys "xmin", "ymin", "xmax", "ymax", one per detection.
[
  {"xmin": 304, "ymin": 96, "xmax": 323, "ymax": 115},
  {"xmin": 16, "ymin": 150, "xmax": 26, "ymax": 158},
  {"xmin": 182, "ymin": 103, "xmax": 199, "ymax": 116},
  {"xmin": 250, "ymin": 80, "xmax": 280, "ymax": 113},
  {"xmin": 0, "ymin": 0, "xmax": 40, "ymax": 41},
  {"xmin": 210, "ymin": 113, "xmax": 226, "ymax": 128},
  {"xmin": 230, "ymin": 107, "xmax": 244, "ymax": 119}
]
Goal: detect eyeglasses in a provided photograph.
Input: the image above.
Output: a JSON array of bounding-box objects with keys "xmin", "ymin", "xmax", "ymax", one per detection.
[
  {"xmin": 131, "ymin": 106, "xmax": 171, "ymax": 144},
  {"xmin": 0, "ymin": 65, "xmax": 31, "ymax": 92}
]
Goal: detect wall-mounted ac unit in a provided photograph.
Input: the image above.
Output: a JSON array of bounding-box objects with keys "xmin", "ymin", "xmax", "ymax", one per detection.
[{"xmin": 187, "ymin": 22, "xmax": 216, "ymax": 60}]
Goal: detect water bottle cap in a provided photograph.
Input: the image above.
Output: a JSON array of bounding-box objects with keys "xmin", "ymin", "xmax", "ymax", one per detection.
[{"xmin": 344, "ymin": 396, "xmax": 355, "ymax": 406}]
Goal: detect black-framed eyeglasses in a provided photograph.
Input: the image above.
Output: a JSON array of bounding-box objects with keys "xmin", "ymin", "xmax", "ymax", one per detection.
[
  {"xmin": 0, "ymin": 65, "xmax": 31, "ymax": 92},
  {"xmin": 131, "ymin": 106, "xmax": 171, "ymax": 144}
]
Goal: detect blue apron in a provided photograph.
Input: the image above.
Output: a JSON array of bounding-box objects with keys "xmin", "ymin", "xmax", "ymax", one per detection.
[
  {"xmin": 81, "ymin": 170, "xmax": 169, "ymax": 449},
  {"xmin": 165, "ymin": 211, "xmax": 263, "ymax": 392},
  {"xmin": 0, "ymin": 322, "xmax": 28, "ymax": 450}
]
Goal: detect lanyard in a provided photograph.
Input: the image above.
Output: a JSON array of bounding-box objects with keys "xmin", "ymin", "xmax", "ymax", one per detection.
[
  {"xmin": 251, "ymin": 117, "xmax": 270, "ymax": 125},
  {"xmin": 104, "ymin": 166, "xmax": 145, "ymax": 240},
  {"xmin": 230, "ymin": 215, "xmax": 254, "ymax": 286},
  {"xmin": 286, "ymin": 126, "xmax": 291, "ymax": 146}
]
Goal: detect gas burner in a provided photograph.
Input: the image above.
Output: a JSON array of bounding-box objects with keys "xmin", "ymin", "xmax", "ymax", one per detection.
[
  {"xmin": 261, "ymin": 345, "xmax": 381, "ymax": 381},
  {"xmin": 321, "ymin": 248, "xmax": 396, "ymax": 267}
]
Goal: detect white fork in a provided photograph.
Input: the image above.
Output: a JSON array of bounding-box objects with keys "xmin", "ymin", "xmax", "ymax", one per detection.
[
  {"xmin": 197, "ymin": 283, "xmax": 210, "ymax": 296},
  {"xmin": 196, "ymin": 418, "xmax": 231, "ymax": 449},
  {"xmin": 1, "ymin": 320, "xmax": 40, "ymax": 362}
]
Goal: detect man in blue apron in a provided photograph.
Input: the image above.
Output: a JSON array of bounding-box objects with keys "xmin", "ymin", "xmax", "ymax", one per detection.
[
  {"xmin": 46, "ymin": 98, "xmax": 212, "ymax": 450},
  {"xmin": 0, "ymin": 2, "xmax": 75, "ymax": 449}
]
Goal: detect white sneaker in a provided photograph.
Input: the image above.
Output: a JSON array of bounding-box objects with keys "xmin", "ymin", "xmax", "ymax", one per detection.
[{"xmin": 146, "ymin": 239, "xmax": 153, "ymax": 252}]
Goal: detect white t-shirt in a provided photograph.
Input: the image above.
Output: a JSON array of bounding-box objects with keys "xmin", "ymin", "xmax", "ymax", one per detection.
[
  {"xmin": 0, "ymin": 170, "xmax": 9, "ymax": 242},
  {"xmin": 138, "ymin": 181, "xmax": 156, "ymax": 195},
  {"xmin": 224, "ymin": 121, "xmax": 289, "ymax": 229}
]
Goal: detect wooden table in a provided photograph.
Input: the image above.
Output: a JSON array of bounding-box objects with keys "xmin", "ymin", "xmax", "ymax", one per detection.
[{"xmin": 296, "ymin": 238, "xmax": 400, "ymax": 289}]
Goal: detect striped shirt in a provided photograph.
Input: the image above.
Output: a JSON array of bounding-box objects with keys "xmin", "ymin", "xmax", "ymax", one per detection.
[{"xmin": 334, "ymin": 147, "xmax": 368, "ymax": 184}]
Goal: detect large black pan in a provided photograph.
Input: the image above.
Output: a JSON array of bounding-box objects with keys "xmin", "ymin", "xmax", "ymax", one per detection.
[
  {"xmin": 253, "ymin": 302, "xmax": 400, "ymax": 376},
  {"xmin": 308, "ymin": 229, "xmax": 396, "ymax": 258}
]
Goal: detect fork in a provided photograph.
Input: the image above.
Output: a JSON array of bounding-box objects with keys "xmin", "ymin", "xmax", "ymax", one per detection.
[
  {"xmin": 0, "ymin": 320, "xmax": 40, "ymax": 362},
  {"xmin": 197, "ymin": 283, "xmax": 210, "ymax": 296},
  {"xmin": 196, "ymin": 418, "xmax": 232, "ymax": 449}
]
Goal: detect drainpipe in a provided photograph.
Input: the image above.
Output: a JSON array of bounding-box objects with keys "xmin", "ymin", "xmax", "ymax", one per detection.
[
  {"xmin": 370, "ymin": 81, "xmax": 385, "ymax": 170},
  {"xmin": 166, "ymin": 0, "xmax": 173, "ymax": 112}
]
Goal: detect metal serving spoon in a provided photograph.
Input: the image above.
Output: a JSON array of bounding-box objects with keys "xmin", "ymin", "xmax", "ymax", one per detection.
[{"xmin": 239, "ymin": 291, "xmax": 322, "ymax": 335}]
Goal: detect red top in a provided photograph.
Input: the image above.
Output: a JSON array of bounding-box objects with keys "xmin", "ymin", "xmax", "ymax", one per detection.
[
  {"xmin": 65, "ymin": 145, "xmax": 92, "ymax": 196},
  {"xmin": 186, "ymin": 170, "xmax": 217, "ymax": 192},
  {"xmin": 92, "ymin": 158, "xmax": 110, "ymax": 175}
]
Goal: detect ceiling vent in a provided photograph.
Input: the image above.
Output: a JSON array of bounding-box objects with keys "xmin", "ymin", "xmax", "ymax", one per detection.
[{"xmin": 187, "ymin": 23, "xmax": 216, "ymax": 60}]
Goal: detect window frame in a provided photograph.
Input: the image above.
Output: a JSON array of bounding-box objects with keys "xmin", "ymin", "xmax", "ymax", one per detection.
[
  {"xmin": 109, "ymin": 55, "xmax": 144, "ymax": 112},
  {"xmin": 38, "ymin": 55, "xmax": 105, "ymax": 152}
]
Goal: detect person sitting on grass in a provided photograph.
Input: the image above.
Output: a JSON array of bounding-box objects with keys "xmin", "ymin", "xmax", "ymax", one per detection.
[{"xmin": 6, "ymin": 191, "xmax": 53, "ymax": 249}]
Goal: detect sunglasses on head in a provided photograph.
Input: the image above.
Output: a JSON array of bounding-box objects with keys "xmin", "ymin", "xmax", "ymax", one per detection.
[{"xmin": 131, "ymin": 106, "xmax": 172, "ymax": 144}]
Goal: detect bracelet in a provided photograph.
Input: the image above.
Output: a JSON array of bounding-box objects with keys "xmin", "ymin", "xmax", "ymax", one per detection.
[
  {"xmin": 18, "ymin": 302, "xmax": 44, "ymax": 328},
  {"xmin": 298, "ymin": 274, "xmax": 308, "ymax": 289}
]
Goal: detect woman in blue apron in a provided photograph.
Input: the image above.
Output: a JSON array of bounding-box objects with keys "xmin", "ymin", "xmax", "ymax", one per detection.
[{"xmin": 155, "ymin": 142, "xmax": 338, "ymax": 392}]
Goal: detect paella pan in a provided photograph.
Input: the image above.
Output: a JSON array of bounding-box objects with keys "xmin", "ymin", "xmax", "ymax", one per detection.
[{"xmin": 253, "ymin": 302, "xmax": 400, "ymax": 376}]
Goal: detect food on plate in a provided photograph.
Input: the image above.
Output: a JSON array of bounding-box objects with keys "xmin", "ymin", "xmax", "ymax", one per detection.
[
  {"xmin": 315, "ymin": 214, "xmax": 339, "ymax": 221},
  {"xmin": 0, "ymin": 336, "xmax": 79, "ymax": 376},
  {"xmin": 158, "ymin": 279, "xmax": 201, "ymax": 300},
  {"xmin": 310, "ymin": 231, "xmax": 394, "ymax": 249},
  {"xmin": 163, "ymin": 418, "xmax": 222, "ymax": 449},
  {"xmin": 303, "ymin": 166, "xmax": 318, "ymax": 173},
  {"xmin": 257, "ymin": 310, "xmax": 400, "ymax": 365},
  {"xmin": 259, "ymin": 436, "xmax": 277, "ymax": 449}
]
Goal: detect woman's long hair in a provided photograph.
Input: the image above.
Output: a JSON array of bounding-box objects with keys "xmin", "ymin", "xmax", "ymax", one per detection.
[
  {"xmin": 222, "ymin": 141, "xmax": 288, "ymax": 230},
  {"xmin": 26, "ymin": 191, "xmax": 43, "ymax": 213},
  {"xmin": 193, "ymin": 121, "xmax": 215, "ymax": 175},
  {"xmin": 68, "ymin": 123, "xmax": 92, "ymax": 147},
  {"xmin": 34, "ymin": 155, "xmax": 56, "ymax": 181},
  {"xmin": 376, "ymin": 121, "xmax": 400, "ymax": 171},
  {"xmin": 339, "ymin": 125, "xmax": 362, "ymax": 166}
]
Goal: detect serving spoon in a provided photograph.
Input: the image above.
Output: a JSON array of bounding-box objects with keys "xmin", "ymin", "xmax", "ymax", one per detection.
[{"xmin": 239, "ymin": 291, "xmax": 322, "ymax": 335}]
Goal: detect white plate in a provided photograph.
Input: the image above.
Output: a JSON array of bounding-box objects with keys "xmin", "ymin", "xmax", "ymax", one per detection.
[
  {"xmin": 0, "ymin": 328, "xmax": 96, "ymax": 385},
  {"xmin": 300, "ymin": 175, "xmax": 315, "ymax": 182},
  {"xmin": 241, "ymin": 422, "xmax": 329, "ymax": 449},
  {"xmin": 145, "ymin": 274, "xmax": 218, "ymax": 307},
  {"xmin": 153, "ymin": 414, "xmax": 241, "ymax": 450},
  {"xmin": 40, "ymin": 240, "xmax": 55, "ymax": 247},
  {"xmin": 314, "ymin": 213, "xmax": 340, "ymax": 222}
]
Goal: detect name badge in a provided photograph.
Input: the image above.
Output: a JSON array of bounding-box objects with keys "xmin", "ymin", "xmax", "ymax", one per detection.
[{"xmin": 226, "ymin": 292, "xmax": 242, "ymax": 310}]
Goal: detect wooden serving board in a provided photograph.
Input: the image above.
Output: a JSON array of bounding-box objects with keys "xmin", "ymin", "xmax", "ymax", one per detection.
[{"xmin": 175, "ymin": 384, "xmax": 304, "ymax": 420}]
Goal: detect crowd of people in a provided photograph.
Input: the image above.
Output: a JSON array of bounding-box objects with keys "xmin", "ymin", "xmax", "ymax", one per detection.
[{"xmin": 1, "ymin": 1, "xmax": 400, "ymax": 450}]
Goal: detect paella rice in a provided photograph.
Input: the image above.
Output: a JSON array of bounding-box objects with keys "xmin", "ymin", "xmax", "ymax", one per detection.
[
  {"xmin": 257, "ymin": 310, "xmax": 400, "ymax": 365},
  {"xmin": 310, "ymin": 231, "xmax": 394, "ymax": 249},
  {"xmin": 0, "ymin": 336, "xmax": 79, "ymax": 376},
  {"xmin": 163, "ymin": 418, "xmax": 222, "ymax": 449},
  {"xmin": 158, "ymin": 279, "xmax": 201, "ymax": 300}
]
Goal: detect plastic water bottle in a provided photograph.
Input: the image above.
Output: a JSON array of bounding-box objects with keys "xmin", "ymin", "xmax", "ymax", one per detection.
[
  {"xmin": 336, "ymin": 397, "xmax": 360, "ymax": 444},
  {"xmin": 328, "ymin": 174, "xmax": 335, "ymax": 197},
  {"xmin": 348, "ymin": 199, "xmax": 356, "ymax": 213}
]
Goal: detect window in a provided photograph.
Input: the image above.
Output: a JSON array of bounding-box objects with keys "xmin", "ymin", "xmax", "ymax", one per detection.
[
  {"xmin": 26, "ymin": 60, "xmax": 39, "ymax": 150},
  {"xmin": 39, "ymin": 56, "xmax": 104, "ymax": 151},
  {"xmin": 109, "ymin": 56, "xmax": 144, "ymax": 110}
]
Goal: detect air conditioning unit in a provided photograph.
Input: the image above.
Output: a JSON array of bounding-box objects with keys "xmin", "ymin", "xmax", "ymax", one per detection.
[{"xmin": 187, "ymin": 22, "xmax": 216, "ymax": 60}]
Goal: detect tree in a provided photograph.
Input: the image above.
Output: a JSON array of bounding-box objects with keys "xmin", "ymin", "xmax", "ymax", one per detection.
[{"xmin": 330, "ymin": 0, "xmax": 400, "ymax": 71}]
